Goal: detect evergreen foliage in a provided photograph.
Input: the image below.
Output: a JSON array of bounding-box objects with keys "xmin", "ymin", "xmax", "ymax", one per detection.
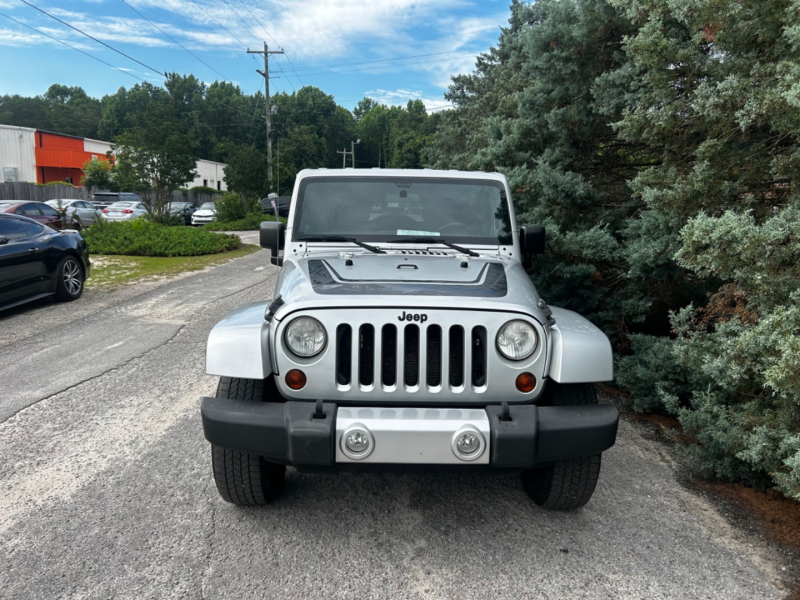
[{"xmin": 429, "ymin": 0, "xmax": 800, "ymax": 499}]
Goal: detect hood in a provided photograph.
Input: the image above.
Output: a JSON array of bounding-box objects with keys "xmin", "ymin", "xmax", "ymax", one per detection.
[
  {"xmin": 194, "ymin": 209, "xmax": 215, "ymax": 216},
  {"xmin": 273, "ymin": 253, "xmax": 547, "ymax": 323}
]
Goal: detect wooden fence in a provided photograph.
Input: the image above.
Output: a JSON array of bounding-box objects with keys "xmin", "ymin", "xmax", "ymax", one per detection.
[
  {"xmin": 0, "ymin": 182, "xmax": 87, "ymax": 201},
  {"xmin": 0, "ymin": 182, "xmax": 222, "ymax": 205}
]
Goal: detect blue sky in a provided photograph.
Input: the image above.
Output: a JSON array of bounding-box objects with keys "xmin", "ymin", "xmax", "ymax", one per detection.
[{"xmin": 0, "ymin": 0, "xmax": 511, "ymax": 112}]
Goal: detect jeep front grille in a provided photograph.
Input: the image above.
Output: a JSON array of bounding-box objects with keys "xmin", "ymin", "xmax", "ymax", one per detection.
[{"xmin": 335, "ymin": 321, "xmax": 485, "ymax": 392}]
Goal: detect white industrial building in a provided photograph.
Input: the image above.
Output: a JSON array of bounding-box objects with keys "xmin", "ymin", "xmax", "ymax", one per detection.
[{"xmin": 0, "ymin": 123, "xmax": 228, "ymax": 190}]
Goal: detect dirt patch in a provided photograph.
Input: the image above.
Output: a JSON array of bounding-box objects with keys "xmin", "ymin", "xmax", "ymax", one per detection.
[
  {"xmin": 690, "ymin": 480, "xmax": 800, "ymax": 599},
  {"xmin": 691, "ymin": 480, "xmax": 800, "ymax": 551},
  {"xmin": 624, "ymin": 409, "xmax": 698, "ymax": 444}
]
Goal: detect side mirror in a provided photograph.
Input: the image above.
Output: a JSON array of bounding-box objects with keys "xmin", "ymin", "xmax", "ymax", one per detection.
[
  {"xmin": 519, "ymin": 225, "xmax": 545, "ymax": 269},
  {"xmin": 0, "ymin": 235, "xmax": 8, "ymax": 245},
  {"xmin": 260, "ymin": 221, "xmax": 285, "ymax": 266}
]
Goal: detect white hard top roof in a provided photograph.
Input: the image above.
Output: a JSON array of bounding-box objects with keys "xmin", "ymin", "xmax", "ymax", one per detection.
[{"xmin": 295, "ymin": 168, "xmax": 508, "ymax": 183}]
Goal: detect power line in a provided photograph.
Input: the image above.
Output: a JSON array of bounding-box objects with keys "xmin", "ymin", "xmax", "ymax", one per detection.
[
  {"xmin": 293, "ymin": 53, "xmax": 484, "ymax": 77},
  {"xmin": 0, "ymin": 9, "xmax": 146, "ymax": 82},
  {"xmin": 220, "ymin": 0, "xmax": 262, "ymax": 42},
  {"xmin": 280, "ymin": 54, "xmax": 304, "ymax": 89},
  {"xmin": 188, "ymin": 0, "xmax": 248, "ymax": 50},
  {"xmin": 236, "ymin": 0, "xmax": 304, "ymax": 90},
  {"xmin": 246, "ymin": 95, "xmax": 263, "ymax": 146},
  {"xmin": 289, "ymin": 47, "xmax": 489, "ymax": 74},
  {"xmin": 119, "ymin": 0, "xmax": 231, "ymax": 82},
  {"xmin": 18, "ymin": 0, "xmax": 166, "ymax": 77}
]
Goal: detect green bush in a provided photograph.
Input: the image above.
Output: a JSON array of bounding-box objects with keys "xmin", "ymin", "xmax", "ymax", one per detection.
[
  {"xmin": 215, "ymin": 192, "xmax": 247, "ymax": 222},
  {"xmin": 204, "ymin": 212, "xmax": 286, "ymax": 231},
  {"xmin": 83, "ymin": 220, "xmax": 240, "ymax": 257}
]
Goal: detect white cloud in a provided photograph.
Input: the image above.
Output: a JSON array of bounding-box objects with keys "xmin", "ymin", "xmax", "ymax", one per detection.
[
  {"xmin": 364, "ymin": 88, "xmax": 449, "ymax": 113},
  {"xmin": 0, "ymin": 27, "xmax": 43, "ymax": 47}
]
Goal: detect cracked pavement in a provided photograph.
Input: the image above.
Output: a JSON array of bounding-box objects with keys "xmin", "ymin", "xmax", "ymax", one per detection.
[{"xmin": 0, "ymin": 247, "xmax": 791, "ymax": 599}]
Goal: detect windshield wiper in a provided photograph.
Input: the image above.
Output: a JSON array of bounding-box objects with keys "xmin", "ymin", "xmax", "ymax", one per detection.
[
  {"xmin": 387, "ymin": 236, "xmax": 479, "ymax": 257},
  {"xmin": 297, "ymin": 235, "xmax": 386, "ymax": 254}
]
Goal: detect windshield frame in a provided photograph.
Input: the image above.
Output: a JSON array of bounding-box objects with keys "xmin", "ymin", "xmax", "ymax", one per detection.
[{"xmin": 291, "ymin": 176, "xmax": 513, "ymax": 246}]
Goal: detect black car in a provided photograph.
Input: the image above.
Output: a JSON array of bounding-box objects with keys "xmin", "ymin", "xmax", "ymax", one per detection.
[
  {"xmin": 0, "ymin": 213, "xmax": 90, "ymax": 312},
  {"xmin": 260, "ymin": 195, "xmax": 291, "ymax": 218},
  {"xmin": 168, "ymin": 201, "xmax": 198, "ymax": 225}
]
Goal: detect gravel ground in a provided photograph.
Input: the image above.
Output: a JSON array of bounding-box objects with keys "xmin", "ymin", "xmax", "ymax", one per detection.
[{"xmin": 0, "ymin": 247, "xmax": 790, "ymax": 599}]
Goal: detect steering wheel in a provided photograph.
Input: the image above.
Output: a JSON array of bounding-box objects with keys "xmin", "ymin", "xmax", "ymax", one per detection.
[{"xmin": 437, "ymin": 222, "xmax": 469, "ymax": 234}]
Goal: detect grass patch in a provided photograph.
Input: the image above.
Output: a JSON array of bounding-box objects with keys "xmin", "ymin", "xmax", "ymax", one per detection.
[
  {"xmin": 87, "ymin": 245, "xmax": 260, "ymax": 289},
  {"xmin": 204, "ymin": 213, "xmax": 287, "ymax": 231},
  {"xmin": 83, "ymin": 220, "xmax": 240, "ymax": 257}
]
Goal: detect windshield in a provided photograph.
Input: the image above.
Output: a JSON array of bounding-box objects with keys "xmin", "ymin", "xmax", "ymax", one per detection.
[
  {"xmin": 45, "ymin": 199, "xmax": 71, "ymax": 207},
  {"xmin": 169, "ymin": 202, "xmax": 189, "ymax": 209},
  {"xmin": 293, "ymin": 177, "xmax": 512, "ymax": 245},
  {"xmin": 199, "ymin": 202, "xmax": 216, "ymax": 210}
]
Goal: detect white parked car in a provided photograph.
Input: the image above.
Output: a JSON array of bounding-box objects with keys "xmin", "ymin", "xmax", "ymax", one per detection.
[
  {"xmin": 191, "ymin": 202, "xmax": 217, "ymax": 226},
  {"xmin": 45, "ymin": 199, "xmax": 102, "ymax": 227},
  {"xmin": 101, "ymin": 201, "xmax": 148, "ymax": 221}
]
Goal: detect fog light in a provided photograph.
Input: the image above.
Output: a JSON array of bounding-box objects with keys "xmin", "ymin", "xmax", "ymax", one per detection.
[
  {"xmin": 451, "ymin": 425, "xmax": 486, "ymax": 461},
  {"xmin": 340, "ymin": 424, "xmax": 374, "ymax": 460},
  {"xmin": 456, "ymin": 432, "xmax": 480, "ymax": 455},
  {"xmin": 285, "ymin": 369, "xmax": 307, "ymax": 390},
  {"xmin": 515, "ymin": 372, "xmax": 536, "ymax": 393}
]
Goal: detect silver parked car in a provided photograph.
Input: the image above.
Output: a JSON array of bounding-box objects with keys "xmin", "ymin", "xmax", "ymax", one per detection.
[
  {"xmin": 201, "ymin": 168, "xmax": 619, "ymax": 510},
  {"xmin": 101, "ymin": 201, "xmax": 148, "ymax": 221},
  {"xmin": 191, "ymin": 202, "xmax": 217, "ymax": 226},
  {"xmin": 45, "ymin": 199, "xmax": 102, "ymax": 227}
]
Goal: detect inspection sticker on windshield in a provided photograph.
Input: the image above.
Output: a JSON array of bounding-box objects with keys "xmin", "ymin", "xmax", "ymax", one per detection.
[{"xmin": 396, "ymin": 230, "xmax": 440, "ymax": 236}]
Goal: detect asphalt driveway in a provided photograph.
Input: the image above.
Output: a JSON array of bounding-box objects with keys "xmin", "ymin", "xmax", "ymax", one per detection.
[{"xmin": 0, "ymin": 248, "xmax": 790, "ymax": 599}]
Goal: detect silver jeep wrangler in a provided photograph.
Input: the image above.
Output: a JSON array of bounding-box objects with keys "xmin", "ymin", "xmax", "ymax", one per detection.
[{"xmin": 201, "ymin": 169, "xmax": 618, "ymax": 510}]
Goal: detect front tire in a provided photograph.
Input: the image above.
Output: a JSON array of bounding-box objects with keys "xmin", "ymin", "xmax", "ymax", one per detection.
[
  {"xmin": 54, "ymin": 256, "xmax": 84, "ymax": 302},
  {"xmin": 210, "ymin": 377, "xmax": 285, "ymax": 505},
  {"xmin": 521, "ymin": 382, "xmax": 603, "ymax": 510}
]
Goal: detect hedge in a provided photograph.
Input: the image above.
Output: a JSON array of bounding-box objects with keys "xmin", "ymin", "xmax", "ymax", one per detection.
[
  {"xmin": 204, "ymin": 212, "xmax": 286, "ymax": 231},
  {"xmin": 83, "ymin": 220, "xmax": 240, "ymax": 257}
]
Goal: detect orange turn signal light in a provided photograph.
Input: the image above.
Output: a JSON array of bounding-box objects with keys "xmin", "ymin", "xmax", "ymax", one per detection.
[
  {"xmin": 285, "ymin": 369, "xmax": 307, "ymax": 390},
  {"xmin": 515, "ymin": 372, "xmax": 536, "ymax": 393}
]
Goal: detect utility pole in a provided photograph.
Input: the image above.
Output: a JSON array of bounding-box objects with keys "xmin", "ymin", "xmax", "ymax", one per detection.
[
  {"xmin": 337, "ymin": 148, "xmax": 347, "ymax": 168},
  {"xmin": 247, "ymin": 42, "xmax": 283, "ymax": 192},
  {"xmin": 337, "ymin": 139, "xmax": 361, "ymax": 168}
]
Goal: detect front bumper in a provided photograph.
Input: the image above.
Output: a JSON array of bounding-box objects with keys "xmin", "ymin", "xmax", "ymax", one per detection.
[{"xmin": 200, "ymin": 398, "xmax": 619, "ymax": 471}]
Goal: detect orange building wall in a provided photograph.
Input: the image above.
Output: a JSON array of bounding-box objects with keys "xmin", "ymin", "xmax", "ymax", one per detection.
[
  {"xmin": 40, "ymin": 167, "xmax": 84, "ymax": 185},
  {"xmin": 34, "ymin": 131, "xmax": 111, "ymax": 185}
]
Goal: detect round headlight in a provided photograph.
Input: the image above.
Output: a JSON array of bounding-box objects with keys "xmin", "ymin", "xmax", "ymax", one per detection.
[
  {"xmin": 285, "ymin": 317, "xmax": 327, "ymax": 357},
  {"xmin": 496, "ymin": 320, "xmax": 538, "ymax": 360}
]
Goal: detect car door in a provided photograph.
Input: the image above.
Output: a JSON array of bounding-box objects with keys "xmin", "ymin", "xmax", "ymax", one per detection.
[
  {"xmin": 73, "ymin": 201, "xmax": 96, "ymax": 225},
  {"xmin": 0, "ymin": 219, "xmax": 48, "ymax": 306},
  {"xmin": 15, "ymin": 203, "xmax": 46, "ymax": 226},
  {"xmin": 37, "ymin": 203, "xmax": 64, "ymax": 229}
]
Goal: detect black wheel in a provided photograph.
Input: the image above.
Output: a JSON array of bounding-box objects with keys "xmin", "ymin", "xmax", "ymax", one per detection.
[
  {"xmin": 521, "ymin": 382, "xmax": 602, "ymax": 510},
  {"xmin": 54, "ymin": 255, "xmax": 84, "ymax": 302},
  {"xmin": 210, "ymin": 377, "xmax": 285, "ymax": 505}
]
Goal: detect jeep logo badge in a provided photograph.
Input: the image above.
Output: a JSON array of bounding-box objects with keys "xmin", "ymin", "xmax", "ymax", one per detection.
[{"xmin": 398, "ymin": 311, "xmax": 428, "ymax": 323}]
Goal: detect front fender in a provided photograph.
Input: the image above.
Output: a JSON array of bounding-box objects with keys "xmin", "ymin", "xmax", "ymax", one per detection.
[
  {"xmin": 206, "ymin": 301, "xmax": 271, "ymax": 379},
  {"xmin": 548, "ymin": 307, "xmax": 613, "ymax": 383}
]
